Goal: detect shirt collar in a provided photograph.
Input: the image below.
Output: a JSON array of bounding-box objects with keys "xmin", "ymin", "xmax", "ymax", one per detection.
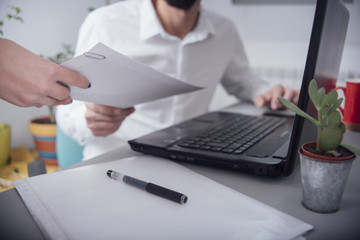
[
  {"xmin": 139, "ymin": 0, "xmax": 165, "ymax": 41},
  {"xmin": 140, "ymin": 1, "xmax": 216, "ymax": 43},
  {"xmin": 183, "ymin": 7, "xmax": 216, "ymax": 45}
]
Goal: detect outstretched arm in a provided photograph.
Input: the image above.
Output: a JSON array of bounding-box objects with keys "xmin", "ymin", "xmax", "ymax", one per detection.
[{"xmin": 0, "ymin": 39, "xmax": 89, "ymax": 107}]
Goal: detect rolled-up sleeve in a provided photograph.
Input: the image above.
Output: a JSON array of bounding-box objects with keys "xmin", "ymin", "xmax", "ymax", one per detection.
[{"xmin": 221, "ymin": 25, "xmax": 269, "ymax": 101}]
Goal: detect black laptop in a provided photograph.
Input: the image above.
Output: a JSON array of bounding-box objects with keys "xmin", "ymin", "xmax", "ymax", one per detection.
[{"xmin": 128, "ymin": 0, "xmax": 349, "ymax": 177}]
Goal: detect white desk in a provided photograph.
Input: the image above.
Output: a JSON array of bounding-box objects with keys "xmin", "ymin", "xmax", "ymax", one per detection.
[
  {"xmin": 1, "ymin": 104, "xmax": 359, "ymax": 240},
  {"xmin": 70, "ymin": 132, "xmax": 360, "ymax": 240}
]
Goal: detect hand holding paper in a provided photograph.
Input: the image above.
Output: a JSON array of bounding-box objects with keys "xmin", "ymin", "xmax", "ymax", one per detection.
[
  {"xmin": 61, "ymin": 43, "xmax": 203, "ymax": 108},
  {"xmin": 85, "ymin": 103, "xmax": 135, "ymax": 137}
]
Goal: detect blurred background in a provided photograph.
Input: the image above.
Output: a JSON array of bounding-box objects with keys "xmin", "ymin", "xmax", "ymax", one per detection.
[{"xmin": 0, "ymin": 0, "xmax": 359, "ymax": 149}]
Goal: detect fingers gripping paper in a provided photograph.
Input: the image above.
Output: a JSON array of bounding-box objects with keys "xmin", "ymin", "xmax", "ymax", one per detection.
[
  {"xmin": 15, "ymin": 156, "xmax": 312, "ymax": 240},
  {"xmin": 61, "ymin": 43, "xmax": 202, "ymax": 108}
]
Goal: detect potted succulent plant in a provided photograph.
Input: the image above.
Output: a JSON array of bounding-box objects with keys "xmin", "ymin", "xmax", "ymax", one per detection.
[{"xmin": 278, "ymin": 79, "xmax": 360, "ymax": 213}]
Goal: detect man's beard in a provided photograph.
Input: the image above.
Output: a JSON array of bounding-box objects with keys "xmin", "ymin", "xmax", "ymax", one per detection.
[{"xmin": 165, "ymin": 0, "xmax": 197, "ymax": 10}]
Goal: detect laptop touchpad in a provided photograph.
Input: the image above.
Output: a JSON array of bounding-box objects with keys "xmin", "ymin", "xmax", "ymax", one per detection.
[{"xmin": 245, "ymin": 132, "xmax": 289, "ymax": 158}]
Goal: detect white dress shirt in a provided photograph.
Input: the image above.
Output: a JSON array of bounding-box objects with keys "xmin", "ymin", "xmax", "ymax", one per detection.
[{"xmin": 56, "ymin": 0, "xmax": 269, "ymax": 160}]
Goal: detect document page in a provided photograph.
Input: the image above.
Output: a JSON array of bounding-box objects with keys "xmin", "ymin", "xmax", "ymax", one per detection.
[
  {"xmin": 15, "ymin": 155, "xmax": 313, "ymax": 240},
  {"xmin": 61, "ymin": 43, "xmax": 203, "ymax": 108}
]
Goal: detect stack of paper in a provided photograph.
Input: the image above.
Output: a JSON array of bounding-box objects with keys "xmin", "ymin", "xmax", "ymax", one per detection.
[{"xmin": 15, "ymin": 156, "xmax": 312, "ymax": 240}]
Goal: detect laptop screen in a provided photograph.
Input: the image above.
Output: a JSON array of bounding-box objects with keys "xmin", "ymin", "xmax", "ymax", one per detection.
[{"xmin": 283, "ymin": 0, "xmax": 349, "ymax": 176}]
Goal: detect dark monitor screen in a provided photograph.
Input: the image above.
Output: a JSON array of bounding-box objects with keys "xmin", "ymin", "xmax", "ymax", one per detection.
[{"xmin": 284, "ymin": 0, "xmax": 349, "ymax": 176}]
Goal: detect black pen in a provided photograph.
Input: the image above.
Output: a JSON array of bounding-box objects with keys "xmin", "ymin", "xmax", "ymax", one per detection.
[{"xmin": 107, "ymin": 170, "xmax": 188, "ymax": 204}]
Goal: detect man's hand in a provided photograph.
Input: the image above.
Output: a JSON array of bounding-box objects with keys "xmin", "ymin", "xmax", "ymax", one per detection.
[
  {"xmin": 254, "ymin": 84, "xmax": 299, "ymax": 110},
  {"xmin": 0, "ymin": 39, "xmax": 89, "ymax": 107},
  {"xmin": 85, "ymin": 103, "xmax": 135, "ymax": 137}
]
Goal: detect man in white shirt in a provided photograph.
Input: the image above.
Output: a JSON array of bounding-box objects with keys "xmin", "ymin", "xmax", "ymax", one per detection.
[{"xmin": 56, "ymin": 0, "xmax": 299, "ymax": 160}]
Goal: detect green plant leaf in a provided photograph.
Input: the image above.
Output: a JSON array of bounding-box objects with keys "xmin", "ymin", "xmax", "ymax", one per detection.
[
  {"xmin": 319, "ymin": 126, "xmax": 343, "ymax": 151},
  {"xmin": 340, "ymin": 142, "xmax": 360, "ymax": 155},
  {"xmin": 327, "ymin": 98, "xmax": 343, "ymax": 116},
  {"xmin": 14, "ymin": 7, "xmax": 21, "ymax": 14},
  {"xmin": 320, "ymin": 107, "xmax": 328, "ymax": 122},
  {"xmin": 339, "ymin": 122, "xmax": 346, "ymax": 133},
  {"xmin": 278, "ymin": 97, "xmax": 319, "ymax": 126},
  {"xmin": 315, "ymin": 88, "xmax": 325, "ymax": 109},
  {"xmin": 281, "ymin": 78, "xmax": 348, "ymax": 152},
  {"xmin": 308, "ymin": 79, "xmax": 318, "ymax": 107},
  {"xmin": 320, "ymin": 90, "xmax": 337, "ymax": 109},
  {"xmin": 14, "ymin": 16, "xmax": 24, "ymax": 22},
  {"xmin": 326, "ymin": 110, "xmax": 342, "ymax": 126}
]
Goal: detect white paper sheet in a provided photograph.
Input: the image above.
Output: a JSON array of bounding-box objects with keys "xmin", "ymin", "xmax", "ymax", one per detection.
[
  {"xmin": 15, "ymin": 156, "xmax": 312, "ymax": 240},
  {"xmin": 61, "ymin": 43, "xmax": 202, "ymax": 108}
]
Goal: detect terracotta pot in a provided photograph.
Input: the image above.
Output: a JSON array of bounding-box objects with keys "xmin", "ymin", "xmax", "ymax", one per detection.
[
  {"xmin": 299, "ymin": 142, "xmax": 355, "ymax": 213},
  {"xmin": 301, "ymin": 142, "xmax": 355, "ymax": 161},
  {"xmin": 28, "ymin": 117, "xmax": 57, "ymax": 166}
]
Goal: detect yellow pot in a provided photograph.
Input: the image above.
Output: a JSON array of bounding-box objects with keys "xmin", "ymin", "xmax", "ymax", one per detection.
[{"xmin": 0, "ymin": 123, "xmax": 11, "ymax": 167}]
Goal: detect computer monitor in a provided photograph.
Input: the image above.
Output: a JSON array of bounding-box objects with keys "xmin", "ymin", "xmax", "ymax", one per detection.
[{"xmin": 284, "ymin": 0, "xmax": 349, "ymax": 175}]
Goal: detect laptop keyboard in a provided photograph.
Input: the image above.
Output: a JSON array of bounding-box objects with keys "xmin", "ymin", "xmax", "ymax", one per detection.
[{"xmin": 176, "ymin": 115, "xmax": 286, "ymax": 155}]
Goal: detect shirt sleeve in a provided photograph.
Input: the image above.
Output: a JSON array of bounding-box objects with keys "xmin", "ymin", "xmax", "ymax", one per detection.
[
  {"xmin": 56, "ymin": 101, "xmax": 95, "ymax": 146},
  {"xmin": 220, "ymin": 24, "xmax": 269, "ymax": 102}
]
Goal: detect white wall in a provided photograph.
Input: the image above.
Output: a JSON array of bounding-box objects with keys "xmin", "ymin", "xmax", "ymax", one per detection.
[
  {"xmin": 0, "ymin": 0, "xmax": 359, "ymax": 148},
  {"xmin": 206, "ymin": 0, "xmax": 360, "ymax": 109},
  {"xmin": 203, "ymin": 0, "xmax": 360, "ymax": 77}
]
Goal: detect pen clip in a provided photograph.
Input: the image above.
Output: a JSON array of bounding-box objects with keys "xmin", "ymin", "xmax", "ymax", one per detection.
[{"xmin": 83, "ymin": 51, "xmax": 106, "ymax": 60}]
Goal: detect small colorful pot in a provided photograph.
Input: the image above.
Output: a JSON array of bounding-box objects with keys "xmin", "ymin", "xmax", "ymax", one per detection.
[{"xmin": 28, "ymin": 117, "xmax": 57, "ymax": 166}]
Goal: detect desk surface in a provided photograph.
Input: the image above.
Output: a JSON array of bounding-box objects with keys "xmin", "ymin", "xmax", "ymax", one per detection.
[{"xmin": 1, "ymin": 104, "xmax": 359, "ymax": 240}]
